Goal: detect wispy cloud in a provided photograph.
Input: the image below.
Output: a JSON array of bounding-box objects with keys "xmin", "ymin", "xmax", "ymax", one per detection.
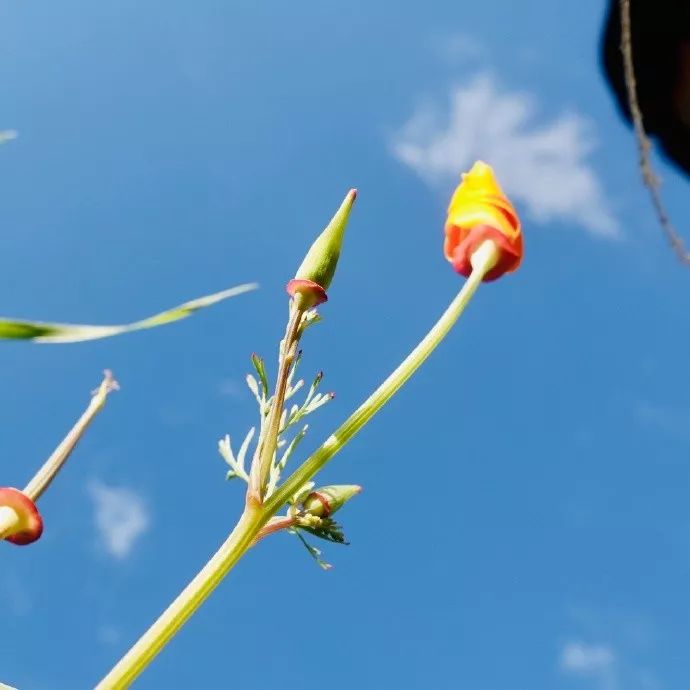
[
  {"xmin": 433, "ymin": 33, "xmax": 485, "ymax": 62},
  {"xmin": 97, "ymin": 624, "xmax": 122, "ymax": 647},
  {"xmin": 559, "ymin": 639, "xmax": 661, "ymax": 690},
  {"xmin": 391, "ymin": 74, "xmax": 619, "ymax": 237},
  {"xmin": 634, "ymin": 400, "xmax": 690, "ymax": 442},
  {"xmin": 560, "ymin": 641, "xmax": 617, "ymax": 690},
  {"xmin": 218, "ymin": 377, "xmax": 244, "ymax": 400},
  {"xmin": 0, "ymin": 130, "xmax": 18, "ymax": 145},
  {"xmin": 88, "ymin": 480, "xmax": 150, "ymax": 559}
]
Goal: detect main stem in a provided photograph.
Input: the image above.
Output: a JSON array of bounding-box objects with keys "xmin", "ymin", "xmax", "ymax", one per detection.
[
  {"xmin": 95, "ymin": 506, "xmax": 269, "ymax": 689},
  {"xmin": 97, "ymin": 240, "xmax": 498, "ymax": 689}
]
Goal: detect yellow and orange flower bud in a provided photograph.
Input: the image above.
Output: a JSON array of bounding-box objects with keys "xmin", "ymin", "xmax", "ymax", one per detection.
[{"xmin": 444, "ymin": 161, "xmax": 522, "ymax": 282}]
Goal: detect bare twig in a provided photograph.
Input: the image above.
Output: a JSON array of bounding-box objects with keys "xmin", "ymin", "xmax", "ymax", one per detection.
[
  {"xmin": 619, "ymin": 0, "xmax": 690, "ymax": 263},
  {"xmin": 23, "ymin": 371, "xmax": 119, "ymax": 501}
]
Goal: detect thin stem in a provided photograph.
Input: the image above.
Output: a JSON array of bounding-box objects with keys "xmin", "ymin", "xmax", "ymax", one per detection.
[
  {"xmin": 23, "ymin": 370, "xmax": 119, "ymax": 502},
  {"xmin": 265, "ymin": 240, "xmax": 498, "ymax": 514},
  {"xmin": 98, "ymin": 241, "xmax": 498, "ymax": 688},
  {"xmin": 248, "ymin": 305, "xmax": 304, "ymax": 502},
  {"xmin": 95, "ymin": 506, "xmax": 269, "ymax": 690},
  {"xmin": 252, "ymin": 515, "xmax": 297, "ymax": 545}
]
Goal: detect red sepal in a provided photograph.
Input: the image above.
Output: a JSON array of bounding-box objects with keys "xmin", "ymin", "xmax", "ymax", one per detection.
[{"xmin": 0, "ymin": 487, "xmax": 43, "ymax": 545}]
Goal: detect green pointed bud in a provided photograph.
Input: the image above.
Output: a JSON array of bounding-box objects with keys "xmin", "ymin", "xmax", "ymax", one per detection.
[
  {"xmin": 286, "ymin": 189, "xmax": 357, "ymax": 308},
  {"xmin": 302, "ymin": 484, "xmax": 362, "ymax": 517}
]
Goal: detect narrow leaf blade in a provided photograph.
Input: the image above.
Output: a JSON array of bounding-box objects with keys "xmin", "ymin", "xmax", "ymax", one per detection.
[
  {"xmin": 251, "ymin": 353, "xmax": 269, "ymax": 397},
  {"xmin": 0, "ymin": 283, "xmax": 257, "ymax": 343}
]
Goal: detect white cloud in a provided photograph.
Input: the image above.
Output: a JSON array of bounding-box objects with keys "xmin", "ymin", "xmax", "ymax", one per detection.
[
  {"xmin": 0, "ymin": 130, "xmax": 18, "ymax": 144},
  {"xmin": 97, "ymin": 624, "xmax": 122, "ymax": 647},
  {"xmin": 88, "ymin": 480, "xmax": 150, "ymax": 559},
  {"xmin": 635, "ymin": 400, "xmax": 690, "ymax": 442},
  {"xmin": 434, "ymin": 33, "xmax": 485, "ymax": 62},
  {"xmin": 560, "ymin": 641, "xmax": 617, "ymax": 690},
  {"xmin": 392, "ymin": 74, "xmax": 619, "ymax": 237},
  {"xmin": 218, "ymin": 377, "xmax": 243, "ymax": 400},
  {"xmin": 561, "ymin": 641, "xmax": 616, "ymax": 673}
]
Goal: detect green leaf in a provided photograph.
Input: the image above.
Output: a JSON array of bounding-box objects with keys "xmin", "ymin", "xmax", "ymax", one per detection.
[
  {"xmin": 251, "ymin": 353, "xmax": 269, "ymax": 398},
  {"xmin": 0, "ymin": 283, "xmax": 257, "ymax": 343},
  {"xmin": 278, "ymin": 423, "xmax": 308, "ymax": 471},
  {"xmin": 296, "ymin": 309, "xmax": 322, "ymax": 339},
  {"xmin": 219, "ymin": 427, "xmax": 254, "ymax": 483},
  {"xmin": 299, "ymin": 517, "xmax": 349, "ymax": 545},
  {"xmin": 290, "ymin": 528, "xmax": 333, "ymax": 571}
]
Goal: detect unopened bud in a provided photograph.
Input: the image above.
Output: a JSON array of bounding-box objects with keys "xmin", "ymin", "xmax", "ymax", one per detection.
[
  {"xmin": 0, "ymin": 487, "xmax": 43, "ymax": 545},
  {"xmin": 287, "ymin": 189, "xmax": 357, "ymax": 308},
  {"xmin": 302, "ymin": 484, "xmax": 362, "ymax": 517}
]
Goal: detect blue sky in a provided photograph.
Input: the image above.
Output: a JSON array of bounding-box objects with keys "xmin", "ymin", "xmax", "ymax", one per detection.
[{"xmin": 1, "ymin": 1, "xmax": 690, "ymax": 688}]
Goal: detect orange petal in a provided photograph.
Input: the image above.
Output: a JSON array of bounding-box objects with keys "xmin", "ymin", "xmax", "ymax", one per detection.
[{"xmin": 444, "ymin": 161, "xmax": 522, "ymax": 281}]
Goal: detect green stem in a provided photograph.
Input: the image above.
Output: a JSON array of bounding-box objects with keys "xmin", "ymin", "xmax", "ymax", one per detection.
[
  {"xmin": 97, "ymin": 240, "xmax": 498, "ymax": 688},
  {"xmin": 265, "ymin": 239, "xmax": 498, "ymax": 513},
  {"xmin": 253, "ymin": 515, "xmax": 297, "ymax": 545},
  {"xmin": 95, "ymin": 506, "xmax": 268, "ymax": 690}
]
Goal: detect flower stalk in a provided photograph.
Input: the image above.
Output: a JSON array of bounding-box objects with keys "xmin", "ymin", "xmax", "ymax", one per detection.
[
  {"xmin": 1, "ymin": 370, "xmax": 118, "ymax": 546},
  {"xmin": 24, "ymin": 371, "xmax": 119, "ymax": 502},
  {"xmin": 96, "ymin": 239, "xmax": 499, "ymax": 689},
  {"xmin": 265, "ymin": 239, "xmax": 499, "ymax": 513}
]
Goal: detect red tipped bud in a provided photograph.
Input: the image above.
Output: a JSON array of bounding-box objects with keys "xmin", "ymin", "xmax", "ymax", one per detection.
[
  {"xmin": 0, "ymin": 487, "xmax": 43, "ymax": 546},
  {"xmin": 286, "ymin": 189, "xmax": 357, "ymax": 308},
  {"xmin": 286, "ymin": 279, "xmax": 328, "ymax": 308},
  {"xmin": 302, "ymin": 484, "xmax": 362, "ymax": 517}
]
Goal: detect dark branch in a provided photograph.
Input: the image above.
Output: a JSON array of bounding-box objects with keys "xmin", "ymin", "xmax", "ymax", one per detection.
[{"xmin": 619, "ymin": 0, "xmax": 690, "ymax": 263}]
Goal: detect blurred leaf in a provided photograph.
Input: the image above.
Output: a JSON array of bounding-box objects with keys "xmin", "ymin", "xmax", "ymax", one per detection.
[
  {"xmin": 0, "ymin": 283, "xmax": 257, "ymax": 343},
  {"xmin": 246, "ymin": 374, "xmax": 260, "ymax": 401}
]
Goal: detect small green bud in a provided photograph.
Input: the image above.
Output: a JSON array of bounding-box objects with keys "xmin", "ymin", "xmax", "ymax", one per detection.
[
  {"xmin": 302, "ymin": 484, "xmax": 362, "ymax": 517},
  {"xmin": 286, "ymin": 189, "xmax": 357, "ymax": 308}
]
